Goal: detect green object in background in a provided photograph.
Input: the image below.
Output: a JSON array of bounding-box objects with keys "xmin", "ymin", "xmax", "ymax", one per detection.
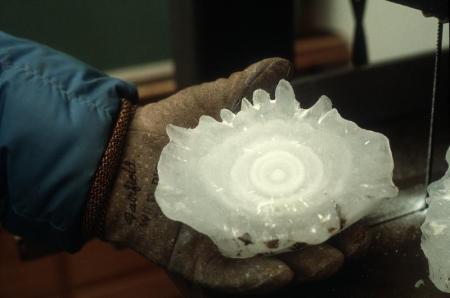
[{"xmin": 0, "ymin": 0, "xmax": 171, "ymax": 70}]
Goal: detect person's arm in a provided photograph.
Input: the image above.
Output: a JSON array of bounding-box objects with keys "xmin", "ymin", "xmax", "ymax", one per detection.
[
  {"xmin": 0, "ymin": 32, "xmax": 370, "ymax": 294},
  {"xmin": 0, "ymin": 31, "xmax": 137, "ymax": 251}
]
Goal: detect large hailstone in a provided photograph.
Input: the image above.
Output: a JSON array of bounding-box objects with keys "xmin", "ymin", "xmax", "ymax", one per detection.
[
  {"xmin": 421, "ymin": 147, "xmax": 450, "ymax": 293},
  {"xmin": 155, "ymin": 80, "xmax": 398, "ymax": 258}
]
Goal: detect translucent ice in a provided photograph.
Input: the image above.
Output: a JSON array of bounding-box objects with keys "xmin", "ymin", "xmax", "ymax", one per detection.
[
  {"xmin": 421, "ymin": 147, "xmax": 450, "ymax": 293},
  {"xmin": 155, "ymin": 80, "xmax": 398, "ymax": 258}
]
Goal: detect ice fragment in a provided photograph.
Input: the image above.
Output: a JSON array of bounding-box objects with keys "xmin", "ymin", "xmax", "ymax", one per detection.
[
  {"xmin": 415, "ymin": 279, "xmax": 425, "ymax": 288},
  {"xmin": 421, "ymin": 147, "xmax": 450, "ymax": 293}
]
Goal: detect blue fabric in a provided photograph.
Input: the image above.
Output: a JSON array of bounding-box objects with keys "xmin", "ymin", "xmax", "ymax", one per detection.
[{"xmin": 0, "ymin": 31, "xmax": 138, "ymax": 251}]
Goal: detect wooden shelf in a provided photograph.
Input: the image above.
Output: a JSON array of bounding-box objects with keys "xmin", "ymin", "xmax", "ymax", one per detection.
[{"xmin": 0, "ymin": 229, "xmax": 181, "ymax": 298}]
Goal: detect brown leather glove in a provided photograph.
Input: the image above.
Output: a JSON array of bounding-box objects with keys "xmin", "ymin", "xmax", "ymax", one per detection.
[{"xmin": 102, "ymin": 58, "xmax": 371, "ymax": 294}]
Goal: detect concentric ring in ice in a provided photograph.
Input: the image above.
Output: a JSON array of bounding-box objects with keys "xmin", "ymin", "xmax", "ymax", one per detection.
[{"xmin": 155, "ymin": 80, "xmax": 398, "ymax": 258}]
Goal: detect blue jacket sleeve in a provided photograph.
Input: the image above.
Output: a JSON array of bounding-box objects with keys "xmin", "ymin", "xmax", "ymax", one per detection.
[{"xmin": 0, "ymin": 31, "xmax": 138, "ymax": 251}]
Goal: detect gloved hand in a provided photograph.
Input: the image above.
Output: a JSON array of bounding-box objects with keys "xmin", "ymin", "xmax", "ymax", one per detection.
[{"xmin": 103, "ymin": 58, "xmax": 371, "ymax": 294}]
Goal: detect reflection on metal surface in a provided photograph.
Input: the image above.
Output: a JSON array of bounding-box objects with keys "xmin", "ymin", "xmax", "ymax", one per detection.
[{"xmin": 365, "ymin": 184, "xmax": 427, "ymax": 227}]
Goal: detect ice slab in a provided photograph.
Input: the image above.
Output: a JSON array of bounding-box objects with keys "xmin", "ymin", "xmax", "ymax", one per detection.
[
  {"xmin": 421, "ymin": 147, "xmax": 450, "ymax": 293},
  {"xmin": 155, "ymin": 80, "xmax": 398, "ymax": 258}
]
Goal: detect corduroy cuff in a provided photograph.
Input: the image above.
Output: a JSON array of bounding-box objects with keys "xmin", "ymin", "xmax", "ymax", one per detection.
[{"xmin": 82, "ymin": 99, "xmax": 137, "ymax": 240}]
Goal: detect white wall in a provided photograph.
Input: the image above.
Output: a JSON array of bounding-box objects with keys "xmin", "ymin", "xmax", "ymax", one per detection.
[{"xmin": 316, "ymin": 0, "xmax": 449, "ymax": 63}]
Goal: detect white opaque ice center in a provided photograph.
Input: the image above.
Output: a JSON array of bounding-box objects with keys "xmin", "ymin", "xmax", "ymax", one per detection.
[{"xmin": 155, "ymin": 79, "xmax": 398, "ymax": 258}]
